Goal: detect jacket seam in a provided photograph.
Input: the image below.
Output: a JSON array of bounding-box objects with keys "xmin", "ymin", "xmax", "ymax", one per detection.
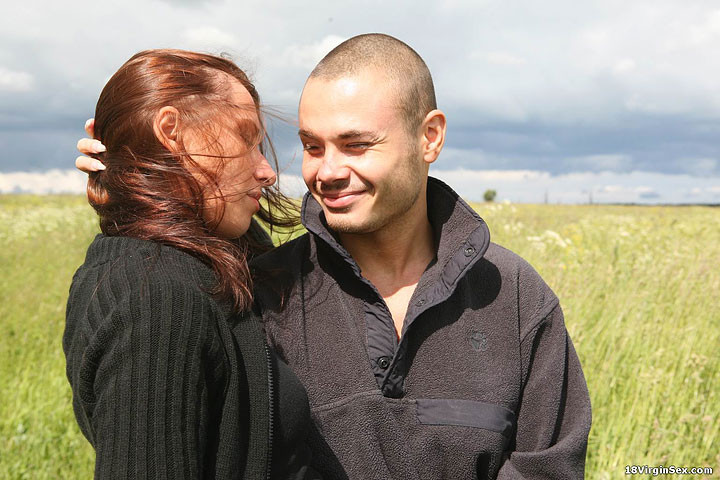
[{"xmin": 519, "ymin": 299, "xmax": 560, "ymax": 345}]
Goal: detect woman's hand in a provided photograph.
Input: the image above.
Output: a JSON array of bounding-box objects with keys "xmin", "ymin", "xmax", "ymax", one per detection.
[{"xmin": 75, "ymin": 118, "xmax": 107, "ymax": 172}]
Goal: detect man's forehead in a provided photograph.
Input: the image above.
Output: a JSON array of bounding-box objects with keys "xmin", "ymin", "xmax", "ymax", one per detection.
[
  {"xmin": 319, "ymin": 76, "xmax": 362, "ymax": 96},
  {"xmin": 300, "ymin": 71, "xmax": 396, "ymax": 105},
  {"xmin": 299, "ymin": 76, "xmax": 401, "ymax": 134},
  {"xmin": 297, "ymin": 106, "xmax": 391, "ymax": 139}
]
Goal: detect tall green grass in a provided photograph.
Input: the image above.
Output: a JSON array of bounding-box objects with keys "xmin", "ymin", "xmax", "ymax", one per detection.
[
  {"xmin": 1, "ymin": 196, "xmax": 97, "ymax": 479},
  {"xmin": 1, "ymin": 196, "xmax": 717, "ymax": 478},
  {"xmin": 474, "ymin": 202, "xmax": 719, "ymax": 479}
]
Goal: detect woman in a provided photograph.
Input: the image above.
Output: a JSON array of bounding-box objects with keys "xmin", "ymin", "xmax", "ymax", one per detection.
[{"xmin": 64, "ymin": 49, "xmax": 318, "ymax": 479}]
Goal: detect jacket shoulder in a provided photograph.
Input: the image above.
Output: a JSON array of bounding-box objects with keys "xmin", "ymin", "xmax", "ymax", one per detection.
[
  {"xmin": 483, "ymin": 242, "xmax": 540, "ymax": 276},
  {"xmin": 482, "ymin": 242, "xmax": 560, "ymax": 336}
]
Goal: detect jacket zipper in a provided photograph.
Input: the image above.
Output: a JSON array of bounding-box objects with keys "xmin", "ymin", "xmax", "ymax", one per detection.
[{"xmin": 264, "ymin": 342, "xmax": 274, "ymax": 480}]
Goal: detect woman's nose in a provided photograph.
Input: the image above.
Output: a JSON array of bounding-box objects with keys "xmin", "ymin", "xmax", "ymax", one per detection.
[{"xmin": 254, "ymin": 152, "xmax": 277, "ymax": 187}]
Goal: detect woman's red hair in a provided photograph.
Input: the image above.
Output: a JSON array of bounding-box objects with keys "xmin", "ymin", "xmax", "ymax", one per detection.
[{"xmin": 88, "ymin": 49, "xmax": 298, "ymax": 313}]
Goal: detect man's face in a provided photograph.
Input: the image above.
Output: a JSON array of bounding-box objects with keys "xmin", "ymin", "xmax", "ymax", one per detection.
[{"xmin": 298, "ymin": 70, "xmax": 426, "ymax": 234}]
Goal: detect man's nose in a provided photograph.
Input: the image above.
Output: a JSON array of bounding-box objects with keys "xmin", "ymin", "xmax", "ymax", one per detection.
[
  {"xmin": 317, "ymin": 148, "xmax": 350, "ymax": 184},
  {"xmin": 254, "ymin": 151, "xmax": 277, "ymax": 187}
]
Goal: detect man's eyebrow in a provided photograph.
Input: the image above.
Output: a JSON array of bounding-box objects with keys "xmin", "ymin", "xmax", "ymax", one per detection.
[
  {"xmin": 298, "ymin": 129, "xmax": 382, "ymax": 142},
  {"xmin": 337, "ymin": 130, "xmax": 380, "ymax": 140},
  {"xmin": 298, "ymin": 129, "xmax": 317, "ymax": 139}
]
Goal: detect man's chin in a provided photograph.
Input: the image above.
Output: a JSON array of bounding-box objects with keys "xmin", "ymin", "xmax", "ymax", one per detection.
[
  {"xmin": 324, "ymin": 210, "xmax": 386, "ymax": 235},
  {"xmin": 324, "ymin": 212, "xmax": 365, "ymax": 234}
]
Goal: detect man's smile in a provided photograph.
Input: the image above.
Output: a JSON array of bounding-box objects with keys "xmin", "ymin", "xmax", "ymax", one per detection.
[{"xmin": 318, "ymin": 190, "xmax": 366, "ymax": 209}]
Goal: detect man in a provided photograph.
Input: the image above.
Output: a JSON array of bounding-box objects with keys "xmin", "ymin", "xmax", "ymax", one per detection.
[
  {"xmin": 252, "ymin": 34, "xmax": 591, "ymax": 479},
  {"xmin": 77, "ymin": 34, "xmax": 591, "ymax": 479}
]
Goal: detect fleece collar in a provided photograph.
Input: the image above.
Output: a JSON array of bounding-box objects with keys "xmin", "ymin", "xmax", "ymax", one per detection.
[{"xmin": 300, "ymin": 176, "xmax": 491, "ymax": 326}]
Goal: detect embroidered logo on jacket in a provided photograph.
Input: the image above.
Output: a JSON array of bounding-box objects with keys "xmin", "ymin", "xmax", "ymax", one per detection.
[{"xmin": 469, "ymin": 330, "xmax": 488, "ymax": 352}]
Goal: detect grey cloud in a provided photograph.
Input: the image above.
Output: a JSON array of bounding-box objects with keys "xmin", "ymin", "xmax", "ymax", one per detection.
[
  {"xmin": 444, "ymin": 112, "xmax": 720, "ymax": 177},
  {"xmin": 0, "ymin": 129, "xmax": 86, "ymax": 172}
]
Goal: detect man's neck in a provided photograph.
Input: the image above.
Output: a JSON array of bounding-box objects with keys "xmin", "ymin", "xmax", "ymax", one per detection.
[{"xmin": 338, "ymin": 199, "xmax": 435, "ymax": 332}]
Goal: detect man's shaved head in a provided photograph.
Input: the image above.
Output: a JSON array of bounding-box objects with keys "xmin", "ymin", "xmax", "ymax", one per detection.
[{"xmin": 308, "ymin": 33, "xmax": 437, "ymax": 135}]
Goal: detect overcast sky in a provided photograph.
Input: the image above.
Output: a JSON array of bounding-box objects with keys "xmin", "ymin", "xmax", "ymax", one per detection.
[{"xmin": 2, "ymin": 0, "xmax": 720, "ymax": 203}]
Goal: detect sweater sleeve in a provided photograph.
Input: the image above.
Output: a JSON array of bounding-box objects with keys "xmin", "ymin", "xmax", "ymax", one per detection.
[
  {"xmin": 69, "ymin": 279, "xmax": 237, "ymax": 479},
  {"xmin": 496, "ymin": 303, "xmax": 592, "ymax": 479}
]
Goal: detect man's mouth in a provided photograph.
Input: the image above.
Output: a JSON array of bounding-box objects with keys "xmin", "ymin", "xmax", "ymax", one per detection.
[{"xmin": 319, "ymin": 190, "xmax": 365, "ymax": 209}]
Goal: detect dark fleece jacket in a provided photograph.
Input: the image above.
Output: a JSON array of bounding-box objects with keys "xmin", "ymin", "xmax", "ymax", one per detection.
[{"xmin": 252, "ymin": 177, "xmax": 592, "ymax": 480}]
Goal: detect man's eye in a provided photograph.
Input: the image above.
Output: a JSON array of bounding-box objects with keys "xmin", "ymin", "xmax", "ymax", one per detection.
[
  {"xmin": 303, "ymin": 144, "xmax": 319, "ymax": 152},
  {"xmin": 347, "ymin": 143, "xmax": 370, "ymax": 149}
]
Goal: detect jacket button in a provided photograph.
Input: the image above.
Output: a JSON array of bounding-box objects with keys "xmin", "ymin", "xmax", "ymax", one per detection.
[
  {"xmin": 415, "ymin": 298, "xmax": 425, "ymax": 307},
  {"xmin": 378, "ymin": 356, "xmax": 390, "ymax": 369},
  {"xmin": 464, "ymin": 246, "xmax": 475, "ymax": 257}
]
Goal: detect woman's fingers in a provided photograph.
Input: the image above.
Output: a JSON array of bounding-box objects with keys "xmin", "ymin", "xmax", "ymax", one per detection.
[
  {"xmin": 77, "ymin": 118, "xmax": 107, "ymax": 172},
  {"xmin": 75, "ymin": 155, "xmax": 106, "ymax": 173},
  {"xmin": 78, "ymin": 118, "xmax": 105, "ymax": 155},
  {"xmin": 76, "ymin": 137, "xmax": 106, "ymax": 155}
]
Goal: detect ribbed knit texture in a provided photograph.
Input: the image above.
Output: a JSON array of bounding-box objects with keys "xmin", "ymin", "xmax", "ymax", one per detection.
[{"xmin": 64, "ymin": 235, "xmax": 270, "ymax": 479}]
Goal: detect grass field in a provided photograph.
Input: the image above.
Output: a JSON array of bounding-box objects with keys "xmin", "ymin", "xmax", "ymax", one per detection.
[{"xmin": 1, "ymin": 195, "xmax": 718, "ymax": 479}]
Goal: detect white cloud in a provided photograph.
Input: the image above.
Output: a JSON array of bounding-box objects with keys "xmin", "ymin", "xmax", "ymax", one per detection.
[
  {"xmin": 0, "ymin": 169, "xmax": 86, "ymax": 194},
  {"xmin": 183, "ymin": 26, "xmax": 238, "ymax": 48},
  {"xmin": 612, "ymin": 58, "xmax": 637, "ymax": 74},
  {"xmin": 430, "ymin": 168, "xmax": 720, "ymax": 204},
  {"xmin": 686, "ymin": 9, "xmax": 720, "ymax": 46},
  {"xmin": 0, "ymin": 67, "xmax": 34, "ymax": 92},
  {"xmin": 434, "ymin": 2, "xmax": 720, "ymax": 122},
  {"xmin": 432, "ymin": 168, "xmax": 549, "ymax": 183},
  {"xmin": 598, "ymin": 185, "xmax": 660, "ymax": 198},
  {"xmin": 0, "ymin": 169, "xmax": 308, "ymax": 198},
  {"xmin": 471, "ymin": 51, "xmax": 527, "ymax": 66},
  {"xmin": 3, "ymin": 168, "xmax": 718, "ymax": 204},
  {"xmin": 278, "ymin": 35, "xmax": 347, "ymax": 70}
]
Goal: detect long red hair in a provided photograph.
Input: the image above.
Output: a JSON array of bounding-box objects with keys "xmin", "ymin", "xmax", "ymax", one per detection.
[{"xmin": 87, "ymin": 49, "xmax": 298, "ymax": 313}]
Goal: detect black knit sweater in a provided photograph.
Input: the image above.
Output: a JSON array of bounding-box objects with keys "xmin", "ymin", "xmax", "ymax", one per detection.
[{"xmin": 64, "ymin": 235, "xmax": 315, "ymax": 479}]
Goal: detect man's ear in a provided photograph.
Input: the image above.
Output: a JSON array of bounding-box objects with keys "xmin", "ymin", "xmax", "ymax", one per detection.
[
  {"xmin": 153, "ymin": 106, "xmax": 181, "ymax": 151},
  {"xmin": 420, "ymin": 109, "xmax": 447, "ymax": 165}
]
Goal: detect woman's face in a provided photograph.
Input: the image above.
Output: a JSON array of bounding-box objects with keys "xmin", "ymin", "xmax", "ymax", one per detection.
[{"xmin": 184, "ymin": 79, "xmax": 277, "ymax": 238}]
